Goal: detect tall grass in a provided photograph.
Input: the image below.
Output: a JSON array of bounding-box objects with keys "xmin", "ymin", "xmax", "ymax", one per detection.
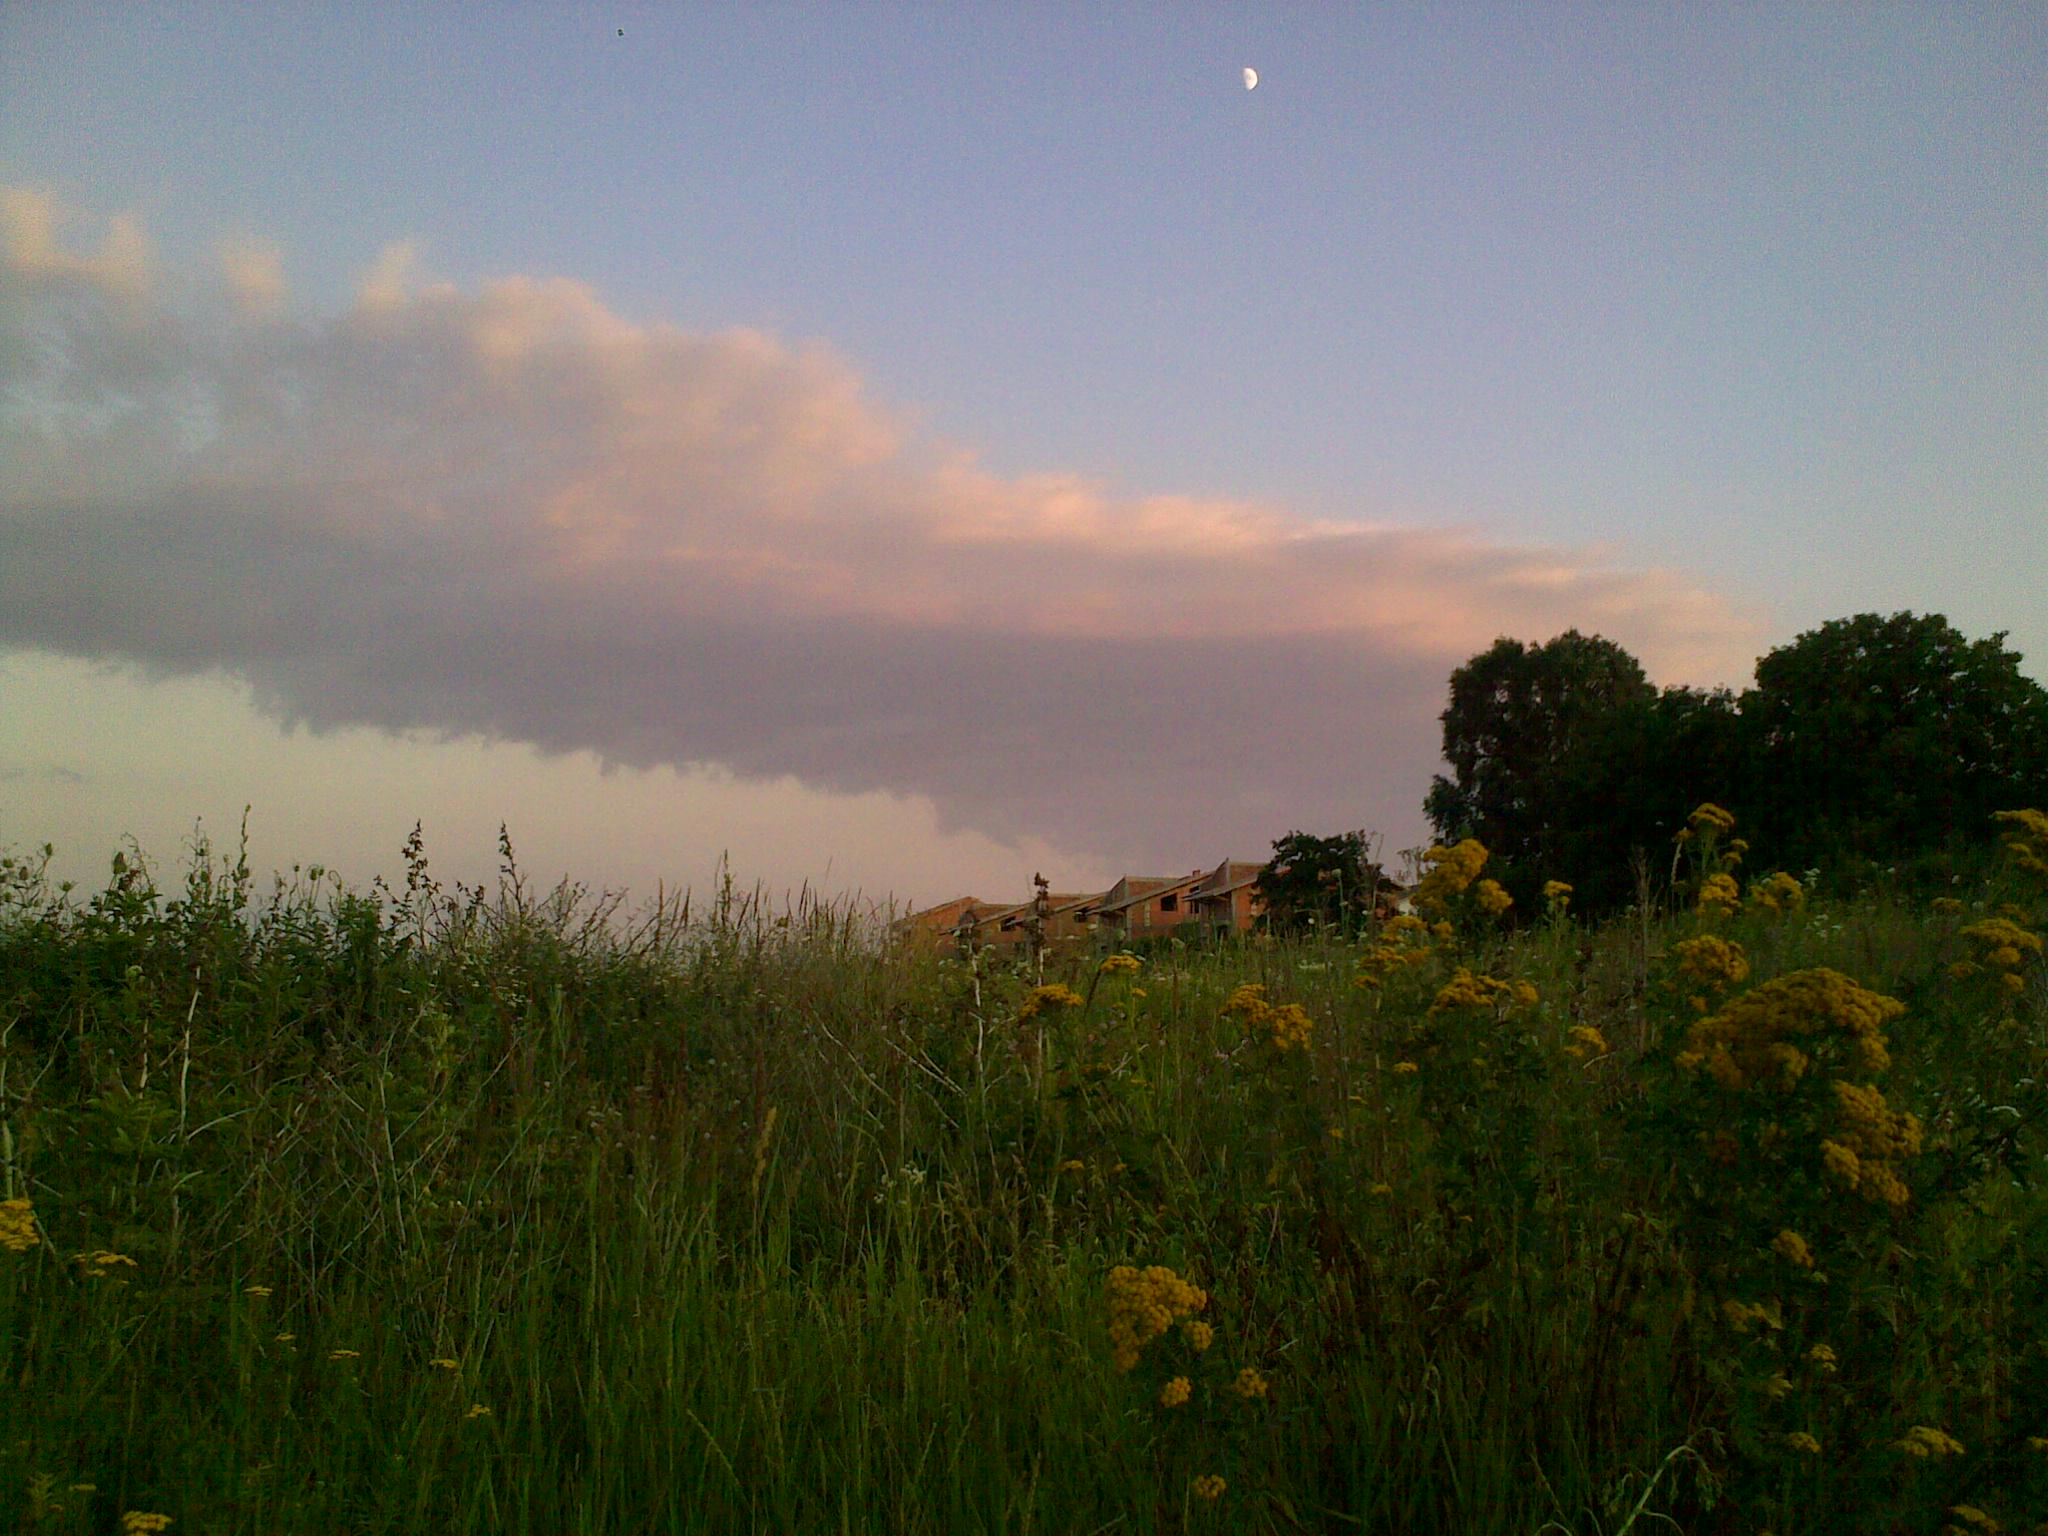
[{"xmin": 1, "ymin": 818, "xmax": 2043, "ymax": 1533}]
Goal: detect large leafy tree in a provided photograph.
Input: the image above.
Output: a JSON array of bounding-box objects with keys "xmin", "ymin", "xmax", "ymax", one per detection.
[
  {"xmin": 1741, "ymin": 612, "xmax": 2048, "ymax": 870},
  {"xmin": 1425, "ymin": 631, "xmax": 1656, "ymax": 881},
  {"xmin": 1255, "ymin": 830, "xmax": 1385, "ymax": 935}
]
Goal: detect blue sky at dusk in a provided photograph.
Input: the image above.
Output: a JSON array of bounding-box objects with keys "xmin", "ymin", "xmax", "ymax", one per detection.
[{"xmin": 2, "ymin": 4, "xmax": 2042, "ymax": 905}]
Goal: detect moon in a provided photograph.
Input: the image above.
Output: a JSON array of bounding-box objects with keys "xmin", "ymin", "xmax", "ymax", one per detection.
[{"xmin": 1243, "ymin": 66, "xmax": 1258, "ymax": 91}]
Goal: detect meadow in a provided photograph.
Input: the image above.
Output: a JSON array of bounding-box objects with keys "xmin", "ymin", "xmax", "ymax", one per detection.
[{"xmin": 2, "ymin": 810, "xmax": 2045, "ymax": 1535}]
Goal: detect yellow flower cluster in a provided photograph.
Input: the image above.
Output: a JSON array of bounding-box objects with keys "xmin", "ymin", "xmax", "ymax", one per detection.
[
  {"xmin": 1720, "ymin": 1297, "xmax": 1783, "ymax": 1334},
  {"xmin": 1228, "ymin": 1366, "xmax": 1269, "ymax": 1399},
  {"xmin": 1098, "ymin": 953, "xmax": 1142, "ymax": 976},
  {"xmin": 1542, "ymin": 880, "xmax": 1573, "ymax": 915},
  {"xmin": 1562, "ymin": 1025, "xmax": 1608, "ymax": 1061},
  {"xmin": 121, "ymin": 1516, "xmax": 172, "ymax": 1535},
  {"xmin": 1807, "ymin": 1343, "xmax": 1837, "ymax": 1373},
  {"xmin": 1673, "ymin": 934, "xmax": 1751, "ymax": 990},
  {"xmin": 78, "ymin": 1250, "xmax": 138, "ymax": 1278},
  {"xmin": 1770, "ymin": 1229, "xmax": 1815, "ymax": 1268},
  {"xmin": 1191, "ymin": 1475, "xmax": 1227, "ymax": 1501},
  {"xmin": 1893, "ymin": 1425, "xmax": 1965, "ymax": 1458},
  {"xmin": 1428, "ymin": 967, "xmax": 1536, "ymax": 1017},
  {"xmin": 1182, "ymin": 1319, "xmax": 1214, "ymax": 1352},
  {"xmin": 1412, "ymin": 839, "xmax": 1490, "ymax": 917},
  {"xmin": 1158, "ymin": 1375, "xmax": 1192, "ymax": 1407},
  {"xmin": 0, "ymin": 1197, "xmax": 40, "ymax": 1253},
  {"xmin": 1354, "ymin": 917, "xmax": 1436, "ymax": 989},
  {"xmin": 1475, "ymin": 878, "xmax": 1513, "ymax": 915},
  {"xmin": 1697, "ymin": 872, "xmax": 1742, "ymax": 916},
  {"xmin": 1676, "ymin": 968, "xmax": 1903, "ymax": 1090},
  {"xmin": 1995, "ymin": 808, "xmax": 2048, "ymax": 879},
  {"xmin": 1017, "ymin": 983, "xmax": 1084, "ymax": 1021},
  {"xmin": 1946, "ymin": 1506, "xmax": 2001, "ymax": 1535},
  {"xmin": 1783, "ymin": 1432, "xmax": 1821, "ymax": 1454},
  {"xmin": 1823, "ymin": 1080, "xmax": 1923, "ymax": 1208},
  {"xmin": 464, "ymin": 1403, "xmax": 492, "ymax": 1420},
  {"xmin": 1105, "ymin": 1264, "xmax": 1208, "ymax": 1372},
  {"xmin": 1954, "ymin": 917, "xmax": 2041, "ymax": 996},
  {"xmin": 1689, "ymin": 803, "xmax": 1737, "ymax": 835},
  {"xmin": 1748, "ymin": 871, "xmax": 1806, "ymax": 914},
  {"xmin": 1931, "ymin": 896, "xmax": 1967, "ymax": 915},
  {"xmin": 1223, "ymin": 983, "xmax": 1314, "ymax": 1051}
]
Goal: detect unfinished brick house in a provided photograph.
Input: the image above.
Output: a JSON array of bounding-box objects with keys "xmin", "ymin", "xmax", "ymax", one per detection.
[
  {"xmin": 1091, "ymin": 871, "xmax": 1206, "ymax": 940},
  {"xmin": 893, "ymin": 896, "xmax": 1024, "ymax": 952},
  {"xmin": 1185, "ymin": 859, "xmax": 1268, "ymax": 934}
]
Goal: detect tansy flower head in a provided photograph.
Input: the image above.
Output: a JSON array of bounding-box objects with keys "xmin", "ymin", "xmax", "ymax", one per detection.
[
  {"xmin": 1229, "ymin": 1366, "xmax": 1269, "ymax": 1400},
  {"xmin": 121, "ymin": 1516, "xmax": 172, "ymax": 1535},
  {"xmin": 464, "ymin": 1403, "xmax": 492, "ymax": 1420},
  {"xmin": 1783, "ymin": 1432, "xmax": 1821, "ymax": 1454},
  {"xmin": 0, "ymin": 1197, "xmax": 40, "ymax": 1253},
  {"xmin": 1412, "ymin": 839, "xmax": 1490, "ymax": 916},
  {"xmin": 1696, "ymin": 872, "xmax": 1741, "ymax": 916},
  {"xmin": 1946, "ymin": 1506, "xmax": 2001, "ymax": 1533},
  {"xmin": 1098, "ymin": 953, "xmax": 1142, "ymax": 976},
  {"xmin": 1017, "ymin": 983, "xmax": 1084, "ymax": 1021},
  {"xmin": 1191, "ymin": 1475, "xmax": 1226, "ymax": 1501},
  {"xmin": 1807, "ymin": 1344, "xmax": 1838, "ymax": 1372},
  {"xmin": 1391, "ymin": 1061, "xmax": 1419, "ymax": 1075},
  {"xmin": 1688, "ymin": 803, "xmax": 1736, "ymax": 834},
  {"xmin": 1105, "ymin": 1264, "xmax": 1208, "ymax": 1371},
  {"xmin": 1475, "ymin": 878, "xmax": 1513, "ymax": 915},
  {"xmin": 431, "ymin": 1357, "xmax": 460, "ymax": 1370},
  {"xmin": 1158, "ymin": 1376, "xmax": 1192, "ymax": 1407},
  {"xmin": 243, "ymin": 1284, "xmax": 272, "ymax": 1297},
  {"xmin": 1563, "ymin": 1024, "xmax": 1608, "ymax": 1061},
  {"xmin": 1770, "ymin": 1230, "xmax": 1815, "ymax": 1268},
  {"xmin": 1994, "ymin": 808, "xmax": 2048, "ymax": 878},
  {"xmin": 1181, "ymin": 1319, "xmax": 1213, "ymax": 1352},
  {"xmin": 1893, "ymin": 1425, "xmax": 1964, "ymax": 1458},
  {"xmin": 1542, "ymin": 880, "xmax": 1573, "ymax": 914},
  {"xmin": 1749, "ymin": 871, "xmax": 1805, "ymax": 914}
]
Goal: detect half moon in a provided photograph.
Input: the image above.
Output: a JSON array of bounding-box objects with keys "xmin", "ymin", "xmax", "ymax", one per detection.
[{"xmin": 1243, "ymin": 67, "xmax": 1258, "ymax": 91}]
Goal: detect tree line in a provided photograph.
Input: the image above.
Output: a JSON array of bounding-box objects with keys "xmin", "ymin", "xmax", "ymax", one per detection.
[{"xmin": 1257, "ymin": 612, "xmax": 2048, "ymax": 929}]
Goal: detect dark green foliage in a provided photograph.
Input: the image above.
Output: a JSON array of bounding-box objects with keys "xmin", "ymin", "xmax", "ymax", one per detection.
[
  {"xmin": 1425, "ymin": 630, "xmax": 1656, "ymax": 895},
  {"xmin": 1743, "ymin": 611, "xmax": 2048, "ymax": 874},
  {"xmin": 1253, "ymin": 829, "xmax": 1385, "ymax": 935}
]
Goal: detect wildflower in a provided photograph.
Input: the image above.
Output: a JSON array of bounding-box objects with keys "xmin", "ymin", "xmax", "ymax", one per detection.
[
  {"xmin": 1413, "ymin": 839, "xmax": 1490, "ymax": 916},
  {"xmin": 1688, "ymin": 803, "xmax": 1736, "ymax": 834},
  {"xmin": 1475, "ymin": 878, "xmax": 1513, "ymax": 916},
  {"xmin": 0, "ymin": 1197, "xmax": 40, "ymax": 1253},
  {"xmin": 1018, "ymin": 983, "xmax": 1084, "ymax": 1021},
  {"xmin": 274, "ymin": 1333, "xmax": 296, "ymax": 1344},
  {"xmin": 1994, "ymin": 808, "xmax": 2048, "ymax": 878},
  {"xmin": 1676, "ymin": 969, "xmax": 1904, "ymax": 1090},
  {"xmin": 1893, "ymin": 1425, "xmax": 1965, "ymax": 1458},
  {"xmin": 1749, "ymin": 871, "xmax": 1805, "ymax": 913},
  {"xmin": 1512, "ymin": 980, "xmax": 1540, "ymax": 1007},
  {"xmin": 1946, "ymin": 1507, "xmax": 2001, "ymax": 1533},
  {"xmin": 1770, "ymin": 1230, "xmax": 1815, "ymax": 1269},
  {"xmin": 1807, "ymin": 1344, "xmax": 1838, "ymax": 1373},
  {"xmin": 121, "ymin": 1515, "xmax": 172, "ymax": 1534},
  {"xmin": 1563, "ymin": 1025, "xmax": 1608, "ymax": 1061},
  {"xmin": 1105, "ymin": 1264, "xmax": 1208, "ymax": 1372},
  {"xmin": 1228, "ymin": 1366, "xmax": 1269, "ymax": 1400},
  {"xmin": 1191, "ymin": 1474, "xmax": 1227, "ymax": 1501},
  {"xmin": 1542, "ymin": 880, "xmax": 1573, "ymax": 915},
  {"xmin": 1429, "ymin": 967, "xmax": 1518, "ymax": 1016},
  {"xmin": 243, "ymin": 1284, "xmax": 273, "ymax": 1297},
  {"xmin": 431, "ymin": 1357, "xmax": 460, "ymax": 1370},
  {"xmin": 1697, "ymin": 872, "xmax": 1741, "ymax": 916},
  {"xmin": 78, "ymin": 1250, "xmax": 138, "ymax": 1278},
  {"xmin": 1431, "ymin": 920, "xmax": 1454, "ymax": 940},
  {"xmin": 1182, "ymin": 1320, "xmax": 1214, "ymax": 1352},
  {"xmin": 1783, "ymin": 1432, "xmax": 1821, "ymax": 1454},
  {"xmin": 1673, "ymin": 934, "xmax": 1750, "ymax": 990},
  {"xmin": 1159, "ymin": 1376, "xmax": 1192, "ymax": 1407},
  {"xmin": 1931, "ymin": 897, "xmax": 1966, "ymax": 915},
  {"xmin": 1267, "ymin": 1001, "xmax": 1314, "ymax": 1052},
  {"xmin": 1390, "ymin": 1061, "xmax": 1419, "ymax": 1075},
  {"xmin": 464, "ymin": 1403, "xmax": 492, "ymax": 1420},
  {"xmin": 1761, "ymin": 1372, "xmax": 1793, "ymax": 1400},
  {"xmin": 1098, "ymin": 953, "xmax": 1142, "ymax": 976},
  {"xmin": 328, "ymin": 1349, "xmax": 361, "ymax": 1361},
  {"xmin": 1058, "ymin": 1159, "xmax": 1086, "ymax": 1175}
]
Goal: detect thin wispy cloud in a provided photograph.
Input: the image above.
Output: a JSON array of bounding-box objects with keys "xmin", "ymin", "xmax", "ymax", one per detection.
[{"xmin": 0, "ymin": 190, "xmax": 1762, "ymax": 867}]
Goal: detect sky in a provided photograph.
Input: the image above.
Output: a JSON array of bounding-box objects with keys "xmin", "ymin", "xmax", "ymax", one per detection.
[{"xmin": 1, "ymin": 4, "xmax": 2043, "ymax": 911}]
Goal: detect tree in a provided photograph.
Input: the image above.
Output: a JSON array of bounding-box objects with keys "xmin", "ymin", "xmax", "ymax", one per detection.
[
  {"xmin": 1425, "ymin": 631, "xmax": 1656, "ymax": 882},
  {"xmin": 1741, "ymin": 612, "xmax": 2048, "ymax": 871},
  {"xmin": 1255, "ymin": 830, "xmax": 1384, "ymax": 935}
]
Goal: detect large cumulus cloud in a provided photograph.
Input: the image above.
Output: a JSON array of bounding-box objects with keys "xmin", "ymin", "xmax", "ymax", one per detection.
[{"xmin": 0, "ymin": 190, "xmax": 1761, "ymax": 867}]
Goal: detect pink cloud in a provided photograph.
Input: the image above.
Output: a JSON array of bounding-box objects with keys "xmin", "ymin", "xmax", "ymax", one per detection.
[{"xmin": 0, "ymin": 190, "xmax": 1764, "ymax": 867}]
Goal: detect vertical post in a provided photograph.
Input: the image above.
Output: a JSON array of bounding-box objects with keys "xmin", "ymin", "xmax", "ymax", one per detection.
[{"xmin": 1030, "ymin": 871, "xmax": 1050, "ymax": 976}]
